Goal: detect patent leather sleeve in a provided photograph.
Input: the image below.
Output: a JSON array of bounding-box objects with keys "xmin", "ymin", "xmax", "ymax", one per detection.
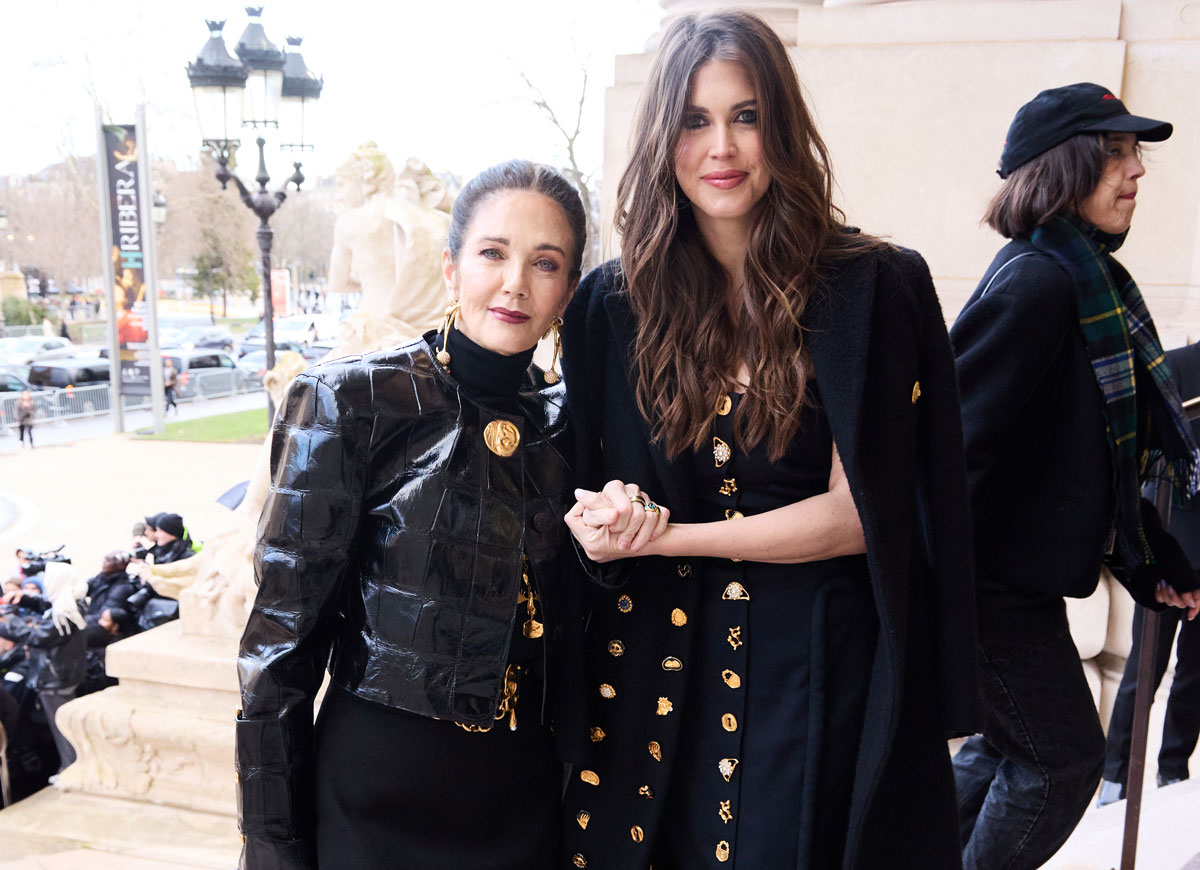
[{"xmin": 236, "ymin": 372, "xmax": 365, "ymax": 870}]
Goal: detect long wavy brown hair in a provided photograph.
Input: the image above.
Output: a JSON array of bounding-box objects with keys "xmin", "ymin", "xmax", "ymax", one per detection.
[{"xmin": 618, "ymin": 11, "xmax": 874, "ymax": 461}]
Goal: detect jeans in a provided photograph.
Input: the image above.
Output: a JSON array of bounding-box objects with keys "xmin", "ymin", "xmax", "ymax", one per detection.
[
  {"xmin": 1103, "ymin": 605, "xmax": 1200, "ymax": 784},
  {"xmin": 953, "ymin": 604, "xmax": 1104, "ymax": 870}
]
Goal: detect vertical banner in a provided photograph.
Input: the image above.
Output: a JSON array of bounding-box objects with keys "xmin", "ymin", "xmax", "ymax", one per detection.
[
  {"xmin": 270, "ymin": 268, "xmax": 290, "ymax": 318},
  {"xmin": 103, "ymin": 123, "xmax": 152, "ymax": 396}
]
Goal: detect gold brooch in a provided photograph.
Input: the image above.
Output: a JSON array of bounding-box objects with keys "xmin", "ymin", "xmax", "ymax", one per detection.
[
  {"xmin": 608, "ymin": 640, "xmax": 625, "ymax": 657},
  {"xmin": 580, "ymin": 770, "xmax": 600, "ymax": 786},
  {"xmin": 576, "ymin": 811, "xmax": 590, "ymax": 830},
  {"xmin": 656, "ymin": 697, "xmax": 673, "ymax": 716},
  {"xmin": 727, "ymin": 626, "xmax": 743, "ymax": 649},
  {"xmin": 661, "ymin": 656, "xmax": 683, "ymax": 671},
  {"xmin": 483, "ymin": 419, "xmax": 520, "ymax": 457},
  {"xmin": 599, "ymin": 683, "xmax": 616, "ymax": 699},
  {"xmin": 721, "ymin": 669, "xmax": 742, "ymax": 689},
  {"xmin": 589, "ymin": 726, "xmax": 606, "ymax": 743},
  {"xmin": 713, "ymin": 437, "xmax": 732, "ymax": 467},
  {"xmin": 670, "ymin": 608, "xmax": 688, "ymax": 627},
  {"xmin": 718, "ymin": 800, "xmax": 733, "ymax": 823},
  {"xmin": 638, "ymin": 785, "xmax": 654, "ymax": 799},
  {"xmin": 648, "ymin": 741, "xmax": 662, "ymax": 761},
  {"xmin": 718, "ymin": 758, "xmax": 739, "ymax": 782},
  {"xmin": 722, "ymin": 582, "xmax": 750, "ymax": 601},
  {"xmin": 716, "ymin": 841, "xmax": 731, "ymax": 863},
  {"xmin": 912, "ymin": 381, "xmax": 921, "ymax": 403}
]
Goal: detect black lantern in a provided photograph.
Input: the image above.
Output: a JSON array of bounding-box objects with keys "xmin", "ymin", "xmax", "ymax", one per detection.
[
  {"xmin": 279, "ymin": 37, "xmax": 323, "ymax": 152},
  {"xmin": 185, "ymin": 20, "xmax": 247, "ymax": 151}
]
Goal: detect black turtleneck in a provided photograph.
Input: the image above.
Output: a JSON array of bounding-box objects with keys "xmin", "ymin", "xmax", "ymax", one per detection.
[{"xmin": 435, "ymin": 325, "xmax": 535, "ymax": 409}]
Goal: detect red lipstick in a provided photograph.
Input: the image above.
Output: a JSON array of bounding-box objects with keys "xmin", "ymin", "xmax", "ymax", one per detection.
[{"xmin": 490, "ymin": 307, "xmax": 530, "ymax": 324}]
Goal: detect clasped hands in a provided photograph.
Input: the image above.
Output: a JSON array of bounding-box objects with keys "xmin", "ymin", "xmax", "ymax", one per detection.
[{"xmin": 565, "ymin": 479, "xmax": 670, "ymax": 563}]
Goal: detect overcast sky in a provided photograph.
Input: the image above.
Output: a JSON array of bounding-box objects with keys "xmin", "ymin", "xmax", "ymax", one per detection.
[{"xmin": 0, "ymin": 0, "xmax": 663, "ymax": 182}]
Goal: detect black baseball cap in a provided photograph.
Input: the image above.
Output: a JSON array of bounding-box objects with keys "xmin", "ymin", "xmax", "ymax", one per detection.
[{"xmin": 998, "ymin": 82, "xmax": 1172, "ymax": 178}]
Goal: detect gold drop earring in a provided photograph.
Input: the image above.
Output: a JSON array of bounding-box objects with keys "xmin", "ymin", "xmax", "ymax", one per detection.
[
  {"xmin": 436, "ymin": 301, "xmax": 459, "ymax": 368},
  {"xmin": 543, "ymin": 316, "xmax": 563, "ymax": 384}
]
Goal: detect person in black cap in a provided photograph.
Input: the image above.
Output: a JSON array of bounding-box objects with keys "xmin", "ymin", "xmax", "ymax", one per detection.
[
  {"xmin": 949, "ymin": 82, "xmax": 1200, "ymax": 869},
  {"xmin": 150, "ymin": 513, "xmax": 194, "ymax": 565}
]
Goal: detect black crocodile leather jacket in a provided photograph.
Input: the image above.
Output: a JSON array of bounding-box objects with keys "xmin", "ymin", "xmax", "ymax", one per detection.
[{"xmin": 235, "ymin": 336, "xmax": 571, "ymax": 869}]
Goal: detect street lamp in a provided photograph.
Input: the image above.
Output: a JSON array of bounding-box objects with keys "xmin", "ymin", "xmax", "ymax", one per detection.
[{"xmin": 186, "ymin": 5, "xmax": 321, "ymax": 421}]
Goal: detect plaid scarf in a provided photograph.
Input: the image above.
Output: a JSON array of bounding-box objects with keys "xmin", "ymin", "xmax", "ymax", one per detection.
[{"xmin": 1031, "ymin": 216, "xmax": 1200, "ymax": 567}]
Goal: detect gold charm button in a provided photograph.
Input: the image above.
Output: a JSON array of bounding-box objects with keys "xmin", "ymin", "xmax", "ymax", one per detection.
[
  {"xmin": 721, "ymin": 669, "xmax": 742, "ymax": 689},
  {"xmin": 580, "ymin": 770, "xmax": 600, "ymax": 786},
  {"xmin": 522, "ymin": 618, "xmax": 543, "ymax": 639},
  {"xmin": 589, "ymin": 726, "xmax": 606, "ymax": 743},
  {"xmin": 617, "ymin": 595, "xmax": 633, "ymax": 613},
  {"xmin": 719, "ymin": 800, "xmax": 733, "ymax": 823},
  {"xmin": 483, "ymin": 419, "xmax": 520, "ymax": 457},
  {"xmin": 722, "ymin": 582, "xmax": 750, "ymax": 601},
  {"xmin": 638, "ymin": 785, "xmax": 654, "ymax": 799},
  {"xmin": 670, "ymin": 608, "xmax": 687, "ymax": 627},
  {"xmin": 657, "ymin": 697, "xmax": 674, "ymax": 716},
  {"xmin": 573, "ymin": 854, "xmax": 588, "ymax": 868},
  {"xmin": 716, "ymin": 394, "xmax": 732, "ymax": 416},
  {"xmin": 716, "ymin": 841, "xmax": 731, "ymax": 862},
  {"xmin": 719, "ymin": 477, "xmax": 738, "ymax": 497},
  {"xmin": 721, "ymin": 713, "xmax": 738, "ymax": 732},
  {"xmin": 576, "ymin": 811, "xmax": 590, "ymax": 830},
  {"xmin": 608, "ymin": 640, "xmax": 625, "ymax": 657},
  {"xmin": 718, "ymin": 758, "xmax": 739, "ymax": 782},
  {"xmin": 677, "ymin": 562, "xmax": 692, "ymax": 578},
  {"xmin": 662, "ymin": 656, "xmax": 683, "ymax": 671},
  {"xmin": 599, "ymin": 683, "xmax": 616, "ymax": 699},
  {"xmin": 630, "ymin": 826, "xmax": 645, "ymax": 843},
  {"xmin": 727, "ymin": 626, "xmax": 743, "ymax": 650},
  {"xmin": 912, "ymin": 380, "xmax": 921, "ymax": 403},
  {"xmin": 713, "ymin": 436, "xmax": 732, "ymax": 467},
  {"xmin": 724, "ymin": 509, "xmax": 743, "ymax": 521},
  {"xmin": 648, "ymin": 741, "xmax": 662, "ymax": 761}
]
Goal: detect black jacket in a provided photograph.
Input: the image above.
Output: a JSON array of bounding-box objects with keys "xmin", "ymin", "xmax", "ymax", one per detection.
[
  {"xmin": 559, "ymin": 248, "xmax": 977, "ymax": 869},
  {"xmin": 0, "ymin": 596, "xmax": 86, "ymax": 691},
  {"xmin": 236, "ymin": 337, "xmax": 571, "ymax": 870},
  {"xmin": 151, "ymin": 538, "xmax": 194, "ymax": 565},
  {"xmin": 951, "ymin": 240, "xmax": 1160, "ymax": 609},
  {"xmin": 84, "ymin": 570, "xmax": 137, "ymax": 618}
]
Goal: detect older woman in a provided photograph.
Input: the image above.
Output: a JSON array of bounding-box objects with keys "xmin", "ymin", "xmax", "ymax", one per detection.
[
  {"xmin": 950, "ymin": 83, "xmax": 1200, "ymax": 870},
  {"xmin": 236, "ymin": 160, "xmax": 585, "ymax": 869},
  {"xmin": 559, "ymin": 11, "xmax": 976, "ymax": 869}
]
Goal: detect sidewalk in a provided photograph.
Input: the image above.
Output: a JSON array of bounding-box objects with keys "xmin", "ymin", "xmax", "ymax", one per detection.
[{"xmin": 0, "ymin": 390, "xmax": 268, "ymax": 455}]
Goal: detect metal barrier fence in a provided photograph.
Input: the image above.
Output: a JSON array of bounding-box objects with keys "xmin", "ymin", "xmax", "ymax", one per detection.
[
  {"xmin": 0, "ymin": 324, "xmax": 45, "ymax": 338},
  {"xmin": 0, "ymin": 369, "xmax": 263, "ymax": 427}
]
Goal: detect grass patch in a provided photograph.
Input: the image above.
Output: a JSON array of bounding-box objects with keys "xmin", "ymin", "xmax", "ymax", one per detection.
[
  {"xmin": 216, "ymin": 317, "xmax": 261, "ymax": 335},
  {"xmin": 136, "ymin": 408, "xmax": 271, "ymax": 443}
]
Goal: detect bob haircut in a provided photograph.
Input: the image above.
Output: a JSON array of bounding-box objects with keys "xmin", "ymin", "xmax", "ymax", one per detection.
[{"xmin": 984, "ymin": 132, "xmax": 1131, "ymax": 239}]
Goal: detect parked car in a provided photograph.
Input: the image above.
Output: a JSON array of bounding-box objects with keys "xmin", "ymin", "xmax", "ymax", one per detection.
[
  {"xmin": 162, "ymin": 349, "xmax": 241, "ymax": 399},
  {"xmin": 235, "ymin": 350, "xmax": 270, "ymax": 389},
  {"xmin": 236, "ymin": 339, "xmax": 305, "ymax": 359},
  {"xmin": 0, "ymin": 336, "xmax": 74, "ymax": 367},
  {"xmin": 300, "ymin": 341, "xmax": 336, "ymax": 363},
  {"xmin": 0, "ymin": 365, "xmax": 35, "ymax": 394},
  {"xmin": 244, "ymin": 315, "xmax": 336, "ymax": 347},
  {"xmin": 27, "ymin": 356, "xmax": 112, "ymax": 415},
  {"xmin": 169, "ymin": 326, "xmax": 236, "ymax": 353}
]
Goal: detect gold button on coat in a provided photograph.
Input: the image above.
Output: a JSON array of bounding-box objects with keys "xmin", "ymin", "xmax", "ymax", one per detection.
[
  {"xmin": 608, "ymin": 640, "xmax": 625, "ymax": 657},
  {"xmin": 617, "ymin": 595, "xmax": 633, "ymax": 613},
  {"xmin": 648, "ymin": 741, "xmax": 662, "ymax": 761},
  {"xmin": 718, "ymin": 758, "xmax": 739, "ymax": 782},
  {"xmin": 722, "ymin": 669, "xmax": 742, "ymax": 689},
  {"xmin": 573, "ymin": 853, "xmax": 588, "ymax": 868},
  {"xmin": 721, "ymin": 713, "xmax": 738, "ymax": 732},
  {"xmin": 599, "ymin": 683, "xmax": 616, "ymax": 699},
  {"xmin": 716, "ymin": 394, "xmax": 732, "ymax": 416},
  {"xmin": 576, "ymin": 811, "xmax": 590, "ymax": 830},
  {"xmin": 580, "ymin": 770, "xmax": 600, "ymax": 786},
  {"xmin": 722, "ymin": 582, "xmax": 750, "ymax": 601},
  {"xmin": 589, "ymin": 726, "xmax": 606, "ymax": 743},
  {"xmin": 482, "ymin": 419, "xmax": 520, "ymax": 457},
  {"xmin": 657, "ymin": 697, "xmax": 674, "ymax": 716},
  {"xmin": 716, "ymin": 841, "xmax": 731, "ymax": 862},
  {"xmin": 631, "ymin": 825, "xmax": 645, "ymax": 843},
  {"xmin": 912, "ymin": 380, "xmax": 922, "ymax": 403},
  {"xmin": 662, "ymin": 656, "xmax": 683, "ymax": 671},
  {"xmin": 677, "ymin": 562, "xmax": 692, "ymax": 578},
  {"xmin": 638, "ymin": 785, "xmax": 654, "ymax": 799},
  {"xmin": 670, "ymin": 608, "xmax": 687, "ymax": 626}
]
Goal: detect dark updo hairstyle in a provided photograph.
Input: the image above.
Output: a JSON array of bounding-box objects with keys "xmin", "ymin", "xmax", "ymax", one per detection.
[
  {"xmin": 446, "ymin": 159, "xmax": 588, "ymax": 279},
  {"xmin": 984, "ymin": 132, "xmax": 1128, "ymax": 239}
]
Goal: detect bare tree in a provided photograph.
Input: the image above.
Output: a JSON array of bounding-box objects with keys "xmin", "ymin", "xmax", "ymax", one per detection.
[{"xmin": 514, "ymin": 63, "xmax": 602, "ymax": 272}]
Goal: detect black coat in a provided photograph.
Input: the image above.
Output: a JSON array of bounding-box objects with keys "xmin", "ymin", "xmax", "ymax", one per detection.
[
  {"xmin": 559, "ymin": 247, "xmax": 977, "ymax": 869},
  {"xmin": 950, "ymin": 240, "xmax": 1164, "ymax": 612}
]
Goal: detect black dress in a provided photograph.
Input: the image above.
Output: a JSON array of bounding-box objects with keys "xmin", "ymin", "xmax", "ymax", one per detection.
[
  {"xmin": 312, "ymin": 328, "xmax": 561, "ymax": 869},
  {"xmin": 652, "ymin": 387, "xmax": 877, "ymax": 869}
]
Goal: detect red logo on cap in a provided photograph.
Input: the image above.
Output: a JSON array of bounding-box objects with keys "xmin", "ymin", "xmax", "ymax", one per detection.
[{"xmin": 1102, "ymin": 94, "xmax": 1117, "ymax": 100}]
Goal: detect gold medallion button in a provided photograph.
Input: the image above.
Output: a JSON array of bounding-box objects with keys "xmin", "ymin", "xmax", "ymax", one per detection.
[
  {"xmin": 713, "ymin": 436, "xmax": 732, "ymax": 467},
  {"xmin": 638, "ymin": 785, "xmax": 654, "ymax": 799},
  {"xmin": 724, "ymin": 509, "xmax": 743, "ymax": 521},
  {"xmin": 648, "ymin": 741, "xmax": 662, "ymax": 761},
  {"xmin": 573, "ymin": 854, "xmax": 588, "ymax": 868},
  {"xmin": 608, "ymin": 640, "xmax": 625, "ymax": 657},
  {"xmin": 662, "ymin": 656, "xmax": 683, "ymax": 671},
  {"xmin": 630, "ymin": 825, "xmax": 645, "ymax": 843},
  {"xmin": 718, "ymin": 758, "xmax": 739, "ymax": 782},
  {"xmin": 657, "ymin": 697, "xmax": 674, "ymax": 716},
  {"xmin": 483, "ymin": 419, "xmax": 520, "ymax": 457},
  {"xmin": 912, "ymin": 380, "xmax": 921, "ymax": 404},
  {"xmin": 670, "ymin": 608, "xmax": 688, "ymax": 627},
  {"xmin": 580, "ymin": 770, "xmax": 600, "ymax": 786},
  {"xmin": 719, "ymin": 477, "xmax": 738, "ymax": 497},
  {"xmin": 716, "ymin": 395, "xmax": 732, "ymax": 416},
  {"xmin": 721, "ymin": 713, "xmax": 738, "ymax": 732},
  {"xmin": 589, "ymin": 726, "xmax": 606, "ymax": 743},
  {"xmin": 716, "ymin": 841, "xmax": 731, "ymax": 863},
  {"xmin": 617, "ymin": 595, "xmax": 633, "ymax": 613},
  {"xmin": 599, "ymin": 683, "xmax": 616, "ymax": 699},
  {"xmin": 719, "ymin": 800, "xmax": 733, "ymax": 823},
  {"xmin": 722, "ymin": 582, "xmax": 750, "ymax": 601},
  {"xmin": 727, "ymin": 626, "xmax": 743, "ymax": 649},
  {"xmin": 722, "ymin": 669, "xmax": 742, "ymax": 689},
  {"xmin": 576, "ymin": 811, "xmax": 590, "ymax": 830}
]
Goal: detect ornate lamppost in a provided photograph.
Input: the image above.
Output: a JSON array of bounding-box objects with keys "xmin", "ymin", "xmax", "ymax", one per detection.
[{"xmin": 186, "ymin": 6, "xmax": 323, "ymax": 419}]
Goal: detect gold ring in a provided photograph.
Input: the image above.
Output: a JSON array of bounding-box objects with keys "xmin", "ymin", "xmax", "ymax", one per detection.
[
  {"xmin": 644, "ymin": 502, "xmax": 661, "ymax": 514},
  {"xmin": 630, "ymin": 494, "xmax": 647, "ymax": 508}
]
